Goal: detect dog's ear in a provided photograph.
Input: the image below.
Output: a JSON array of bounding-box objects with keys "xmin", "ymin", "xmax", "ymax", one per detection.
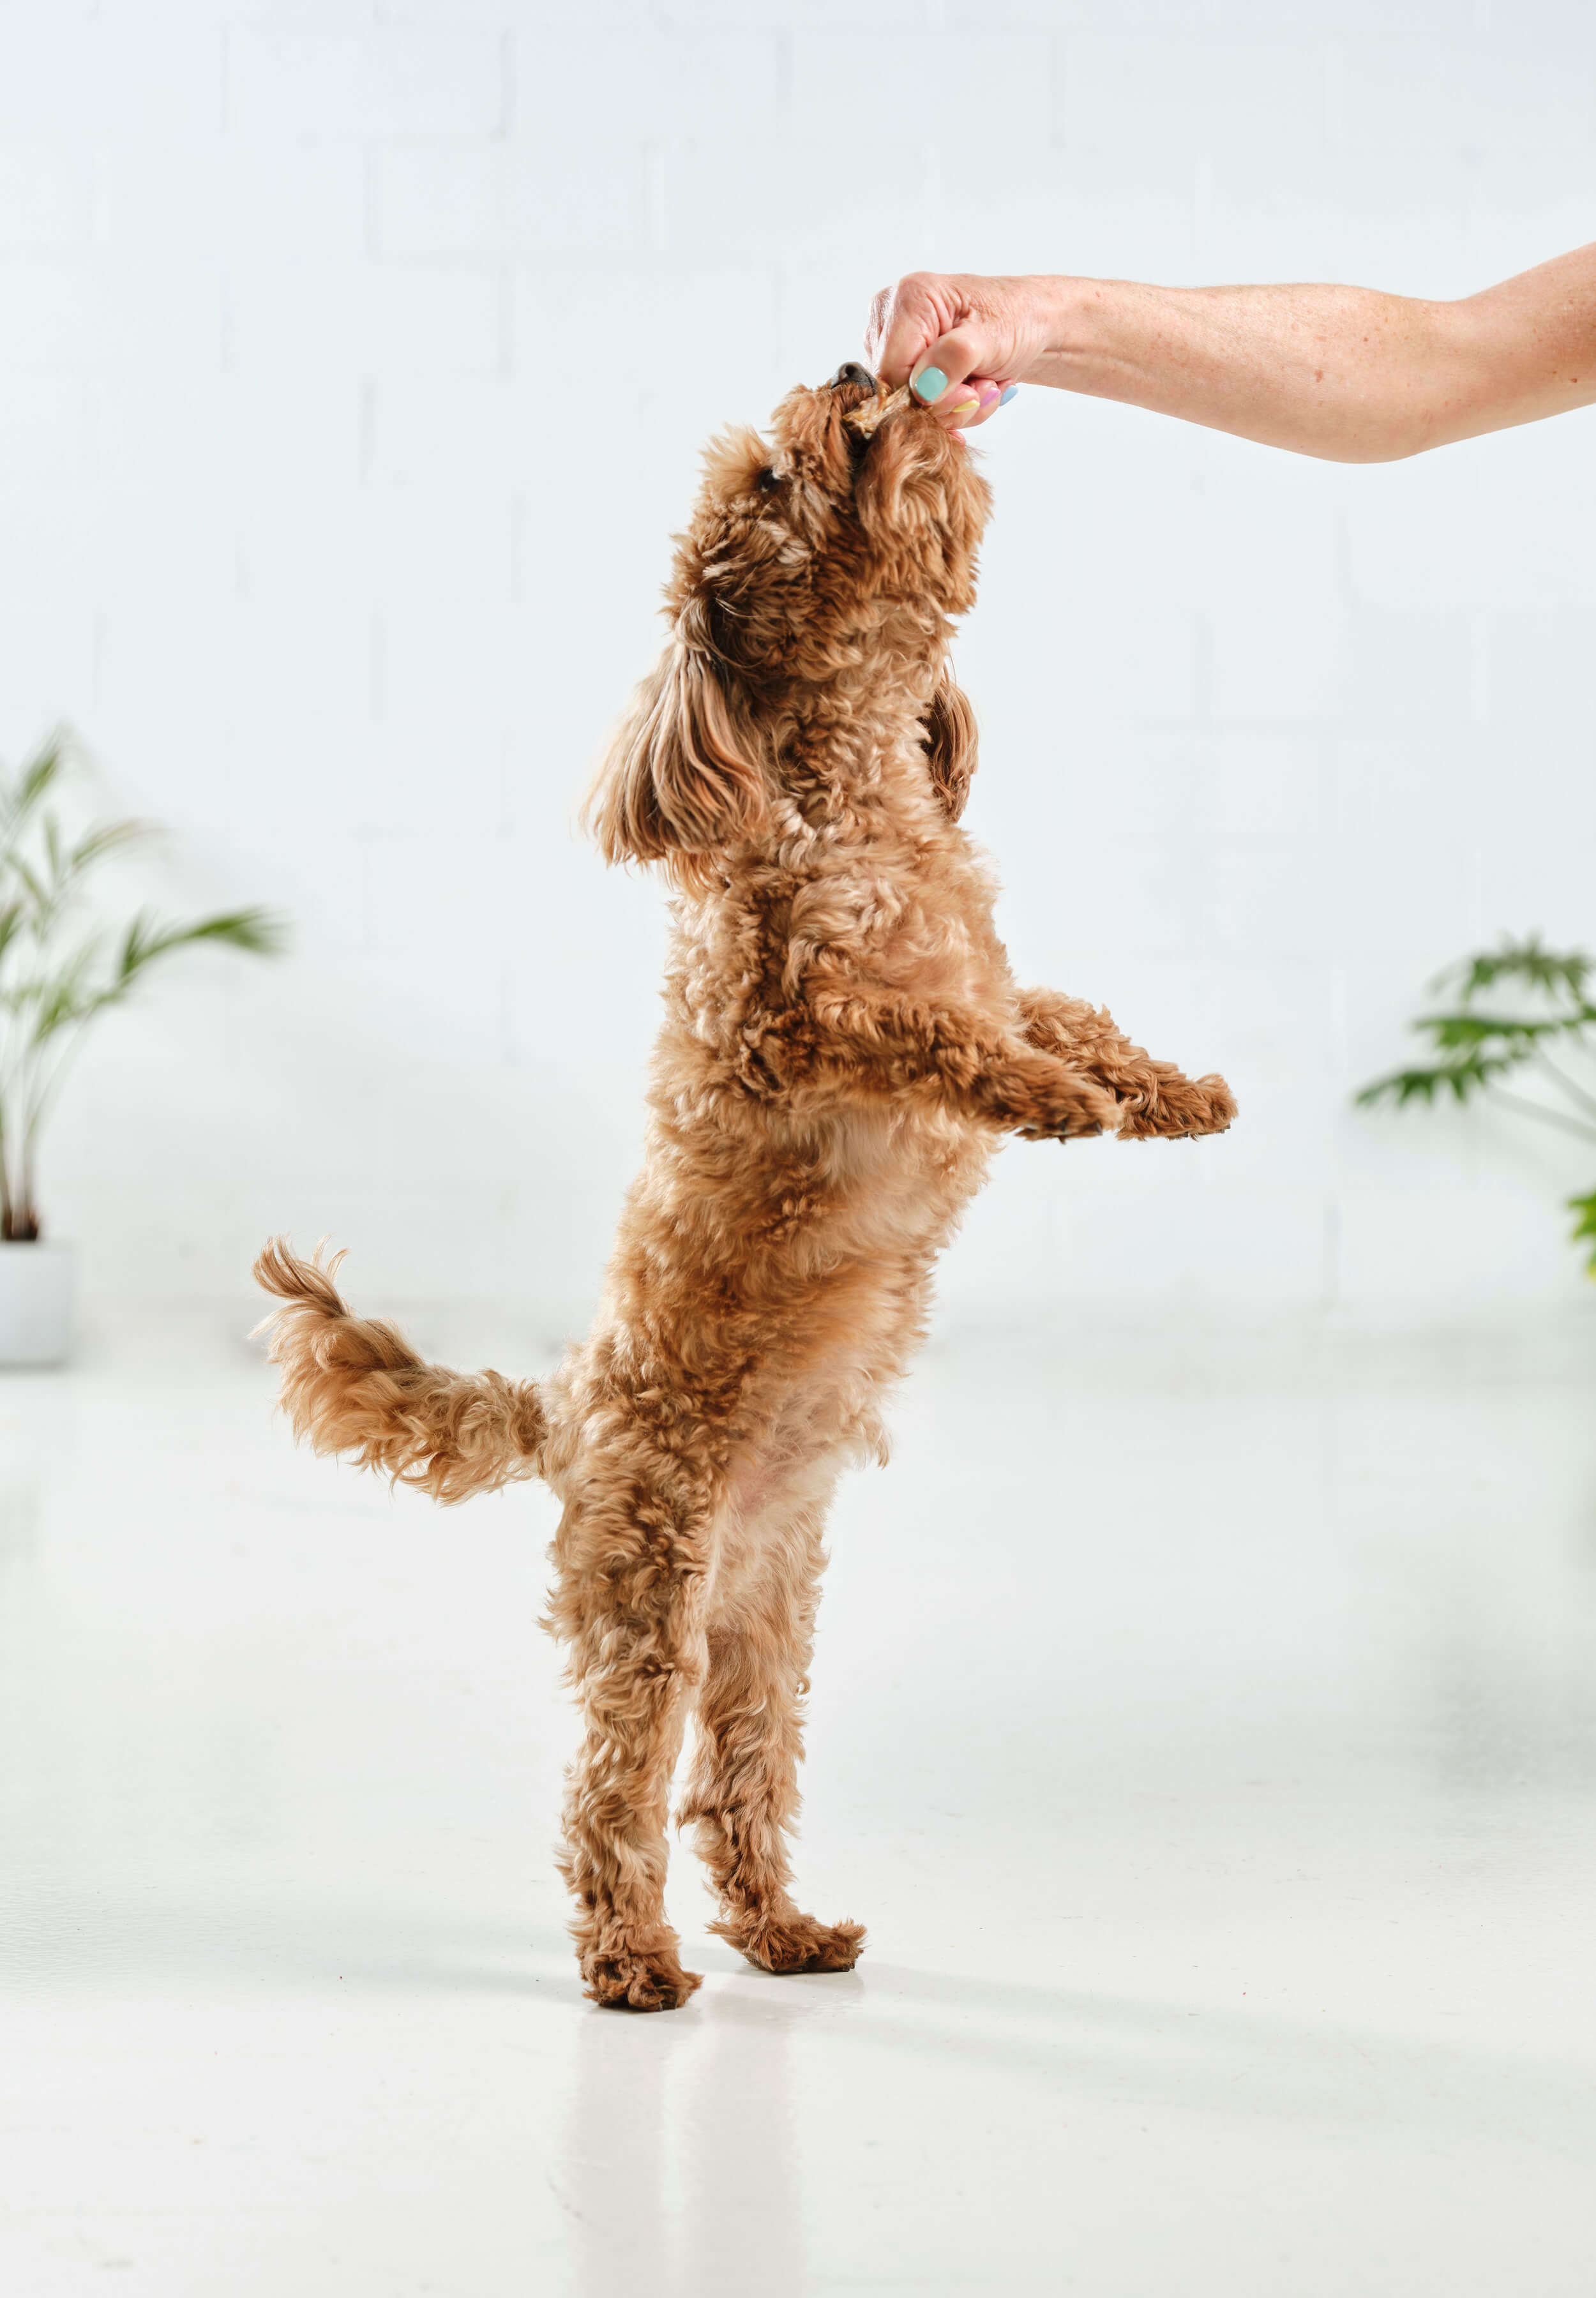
[
  {"xmin": 924, "ymin": 672, "xmax": 977, "ymax": 823},
  {"xmin": 584, "ymin": 639, "xmax": 770, "ymax": 869}
]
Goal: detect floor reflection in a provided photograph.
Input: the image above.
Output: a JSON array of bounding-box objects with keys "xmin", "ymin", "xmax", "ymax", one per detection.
[{"xmin": 560, "ymin": 1963, "xmax": 811, "ymax": 2298}]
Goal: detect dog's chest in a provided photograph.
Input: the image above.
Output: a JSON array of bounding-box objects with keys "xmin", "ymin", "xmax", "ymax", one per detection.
[{"xmin": 816, "ymin": 1100, "xmax": 989, "ymax": 1259}]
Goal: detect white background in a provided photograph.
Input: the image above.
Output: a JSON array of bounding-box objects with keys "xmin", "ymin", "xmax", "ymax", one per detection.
[{"xmin": 3, "ymin": 0, "xmax": 1595, "ymax": 1334}]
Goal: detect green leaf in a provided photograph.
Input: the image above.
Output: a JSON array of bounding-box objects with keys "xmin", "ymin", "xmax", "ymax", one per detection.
[
  {"xmin": 67, "ymin": 820, "xmax": 146, "ymax": 873},
  {"xmin": 1434, "ymin": 935, "xmax": 1592, "ymax": 1006},
  {"xmin": 9, "ymin": 741, "xmax": 62, "ymax": 825},
  {"xmin": 6, "ymin": 853, "xmax": 50, "ymax": 915},
  {"xmin": 26, "ymin": 942, "xmax": 100, "ymax": 1044},
  {"xmin": 1570, "ymin": 1190, "xmax": 1596, "ymax": 1277},
  {"xmin": 117, "ymin": 905, "xmax": 286, "ymax": 982},
  {"xmin": 1412, "ymin": 1011, "xmax": 1551, "ymax": 1053},
  {"xmin": 1407, "ymin": 1010, "xmax": 1596, "ymax": 1054},
  {"xmin": 176, "ymin": 906, "xmax": 287, "ymax": 958},
  {"xmin": 1355, "ymin": 1051, "xmax": 1525, "ymax": 1108},
  {"xmin": 116, "ymin": 910, "xmax": 158, "ymax": 980}
]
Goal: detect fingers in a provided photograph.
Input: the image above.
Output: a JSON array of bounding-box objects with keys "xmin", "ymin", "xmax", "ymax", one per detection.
[
  {"xmin": 866, "ymin": 273, "xmax": 1022, "ymax": 428},
  {"xmin": 946, "ymin": 379, "xmax": 1020, "ymax": 430},
  {"xmin": 868, "ymin": 280, "xmax": 993, "ymax": 406},
  {"xmin": 866, "ymin": 271, "xmax": 953, "ymax": 385},
  {"xmin": 905, "ymin": 324, "xmax": 989, "ymax": 414}
]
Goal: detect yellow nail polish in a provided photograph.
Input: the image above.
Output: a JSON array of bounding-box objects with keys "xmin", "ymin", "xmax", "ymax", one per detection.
[{"xmin": 947, "ymin": 396, "xmax": 981, "ymax": 419}]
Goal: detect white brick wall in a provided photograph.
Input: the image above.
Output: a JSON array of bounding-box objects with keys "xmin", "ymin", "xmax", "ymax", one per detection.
[{"xmin": 0, "ymin": 0, "xmax": 1593, "ymax": 1330}]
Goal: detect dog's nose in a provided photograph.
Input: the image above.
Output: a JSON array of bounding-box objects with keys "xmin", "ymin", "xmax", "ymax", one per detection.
[{"xmin": 825, "ymin": 361, "xmax": 877, "ymax": 393}]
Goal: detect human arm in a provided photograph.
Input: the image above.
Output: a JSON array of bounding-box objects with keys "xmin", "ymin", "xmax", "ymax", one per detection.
[{"xmin": 866, "ymin": 247, "xmax": 1596, "ymax": 461}]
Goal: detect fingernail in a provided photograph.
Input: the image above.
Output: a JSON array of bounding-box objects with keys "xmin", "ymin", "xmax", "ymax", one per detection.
[
  {"xmin": 912, "ymin": 366, "xmax": 947, "ymax": 403},
  {"xmin": 999, "ymin": 384, "xmax": 1019, "ymax": 406},
  {"xmin": 947, "ymin": 396, "xmax": 980, "ymax": 419}
]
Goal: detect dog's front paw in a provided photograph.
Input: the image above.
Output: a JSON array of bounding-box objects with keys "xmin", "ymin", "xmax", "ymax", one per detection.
[
  {"xmin": 713, "ymin": 1911, "xmax": 866, "ymax": 1975},
  {"xmin": 582, "ymin": 1939, "xmax": 703, "ymax": 2012},
  {"xmin": 1117, "ymin": 1072, "xmax": 1237, "ymax": 1141},
  {"xmin": 1018, "ymin": 1070, "xmax": 1120, "ymax": 1142}
]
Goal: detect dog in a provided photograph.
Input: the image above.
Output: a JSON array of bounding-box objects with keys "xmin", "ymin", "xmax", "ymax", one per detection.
[{"xmin": 255, "ymin": 364, "xmax": 1235, "ymax": 2011}]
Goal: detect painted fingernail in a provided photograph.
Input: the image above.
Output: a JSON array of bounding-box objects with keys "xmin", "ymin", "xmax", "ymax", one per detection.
[
  {"xmin": 912, "ymin": 366, "xmax": 947, "ymax": 402},
  {"xmin": 947, "ymin": 396, "xmax": 981, "ymax": 419},
  {"xmin": 999, "ymin": 384, "xmax": 1019, "ymax": 405}
]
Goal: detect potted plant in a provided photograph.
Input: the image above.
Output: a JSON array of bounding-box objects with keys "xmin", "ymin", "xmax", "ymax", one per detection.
[
  {"xmin": 0, "ymin": 734, "xmax": 283, "ymax": 1365},
  {"xmin": 1356, "ymin": 936, "xmax": 1596, "ymax": 1274}
]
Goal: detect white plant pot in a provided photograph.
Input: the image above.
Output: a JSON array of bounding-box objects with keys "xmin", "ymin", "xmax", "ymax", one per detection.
[{"xmin": 0, "ymin": 1241, "xmax": 76, "ymax": 1368}]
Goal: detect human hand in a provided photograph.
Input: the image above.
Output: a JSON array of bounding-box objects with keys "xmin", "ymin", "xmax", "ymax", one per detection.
[{"xmin": 865, "ymin": 272, "xmax": 1058, "ymax": 428}]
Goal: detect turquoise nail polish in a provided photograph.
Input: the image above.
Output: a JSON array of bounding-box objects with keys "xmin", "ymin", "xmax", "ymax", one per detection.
[
  {"xmin": 999, "ymin": 384, "xmax": 1019, "ymax": 405},
  {"xmin": 913, "ymin": 366, "xmax": 947, "ymax": 403}
]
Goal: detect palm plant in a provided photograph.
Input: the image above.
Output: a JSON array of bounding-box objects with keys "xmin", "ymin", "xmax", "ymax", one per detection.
[
  {"xmin": 1356, "ymin": 936, "xmax": 1596, "ymax": 1273},
  {"xmin": 0, "ymin": 735, "xmax": 284, "ymax": 1243}
]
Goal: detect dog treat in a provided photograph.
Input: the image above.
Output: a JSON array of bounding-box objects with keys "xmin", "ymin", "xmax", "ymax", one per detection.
[
  {"xmin": 256, "ymin": 372, "xmax": 1235, "ymax": 2013},
  {"xmin": 844, "ymin": 381, "xmax": 914, "ymax": 437}
]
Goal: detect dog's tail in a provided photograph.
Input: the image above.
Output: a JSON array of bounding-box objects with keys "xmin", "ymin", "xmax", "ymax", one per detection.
[{"xmin": 252, "ymin": 1240, "xmax": 548, "ymax": 1506}]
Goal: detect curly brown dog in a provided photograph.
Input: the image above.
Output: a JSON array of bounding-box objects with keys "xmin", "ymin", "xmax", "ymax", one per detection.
[{"xmin": 255, "ymin": 366, "xmax": 1235, "ymax": 2011}]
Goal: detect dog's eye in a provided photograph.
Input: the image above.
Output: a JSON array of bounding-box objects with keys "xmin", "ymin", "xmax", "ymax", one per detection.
[{"xmin": 755, "ymin": 467, "xmax": 780, "ymax": 494}]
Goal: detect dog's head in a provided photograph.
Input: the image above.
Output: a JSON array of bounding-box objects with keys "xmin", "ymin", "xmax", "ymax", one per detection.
[{"xmin": 587, "ymin": 368, "xmax": 990, "ymax": 875}]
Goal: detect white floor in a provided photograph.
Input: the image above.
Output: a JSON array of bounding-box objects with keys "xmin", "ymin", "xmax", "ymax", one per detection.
[{"xmin": 3, "ymin": 1307, "xmax": 1596, "ymax": 2295}]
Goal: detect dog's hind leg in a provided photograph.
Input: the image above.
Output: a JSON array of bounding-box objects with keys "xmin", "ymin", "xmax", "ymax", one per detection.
[
  {"xmin": 550, "ymin": 1478, "xmax": 712, "ymax": 2012},
  {"xmin": 678, "ymin": 1491, "xmax": 865, "ymax": 1976}
]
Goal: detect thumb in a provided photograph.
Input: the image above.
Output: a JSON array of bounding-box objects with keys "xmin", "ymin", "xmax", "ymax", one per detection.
[{"xmin": 908, "ymin": 325, "xmax": 1000, "ymax": 417}]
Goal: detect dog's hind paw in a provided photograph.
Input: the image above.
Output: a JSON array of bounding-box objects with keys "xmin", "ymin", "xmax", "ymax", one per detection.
[
  {"xmin": 715, "ymin": 1911, "xmax": 866, "ymax": 1976},
  {"xmin": 582, "ymin": 1942, "xmax": 703, "ymax": 2012}
]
